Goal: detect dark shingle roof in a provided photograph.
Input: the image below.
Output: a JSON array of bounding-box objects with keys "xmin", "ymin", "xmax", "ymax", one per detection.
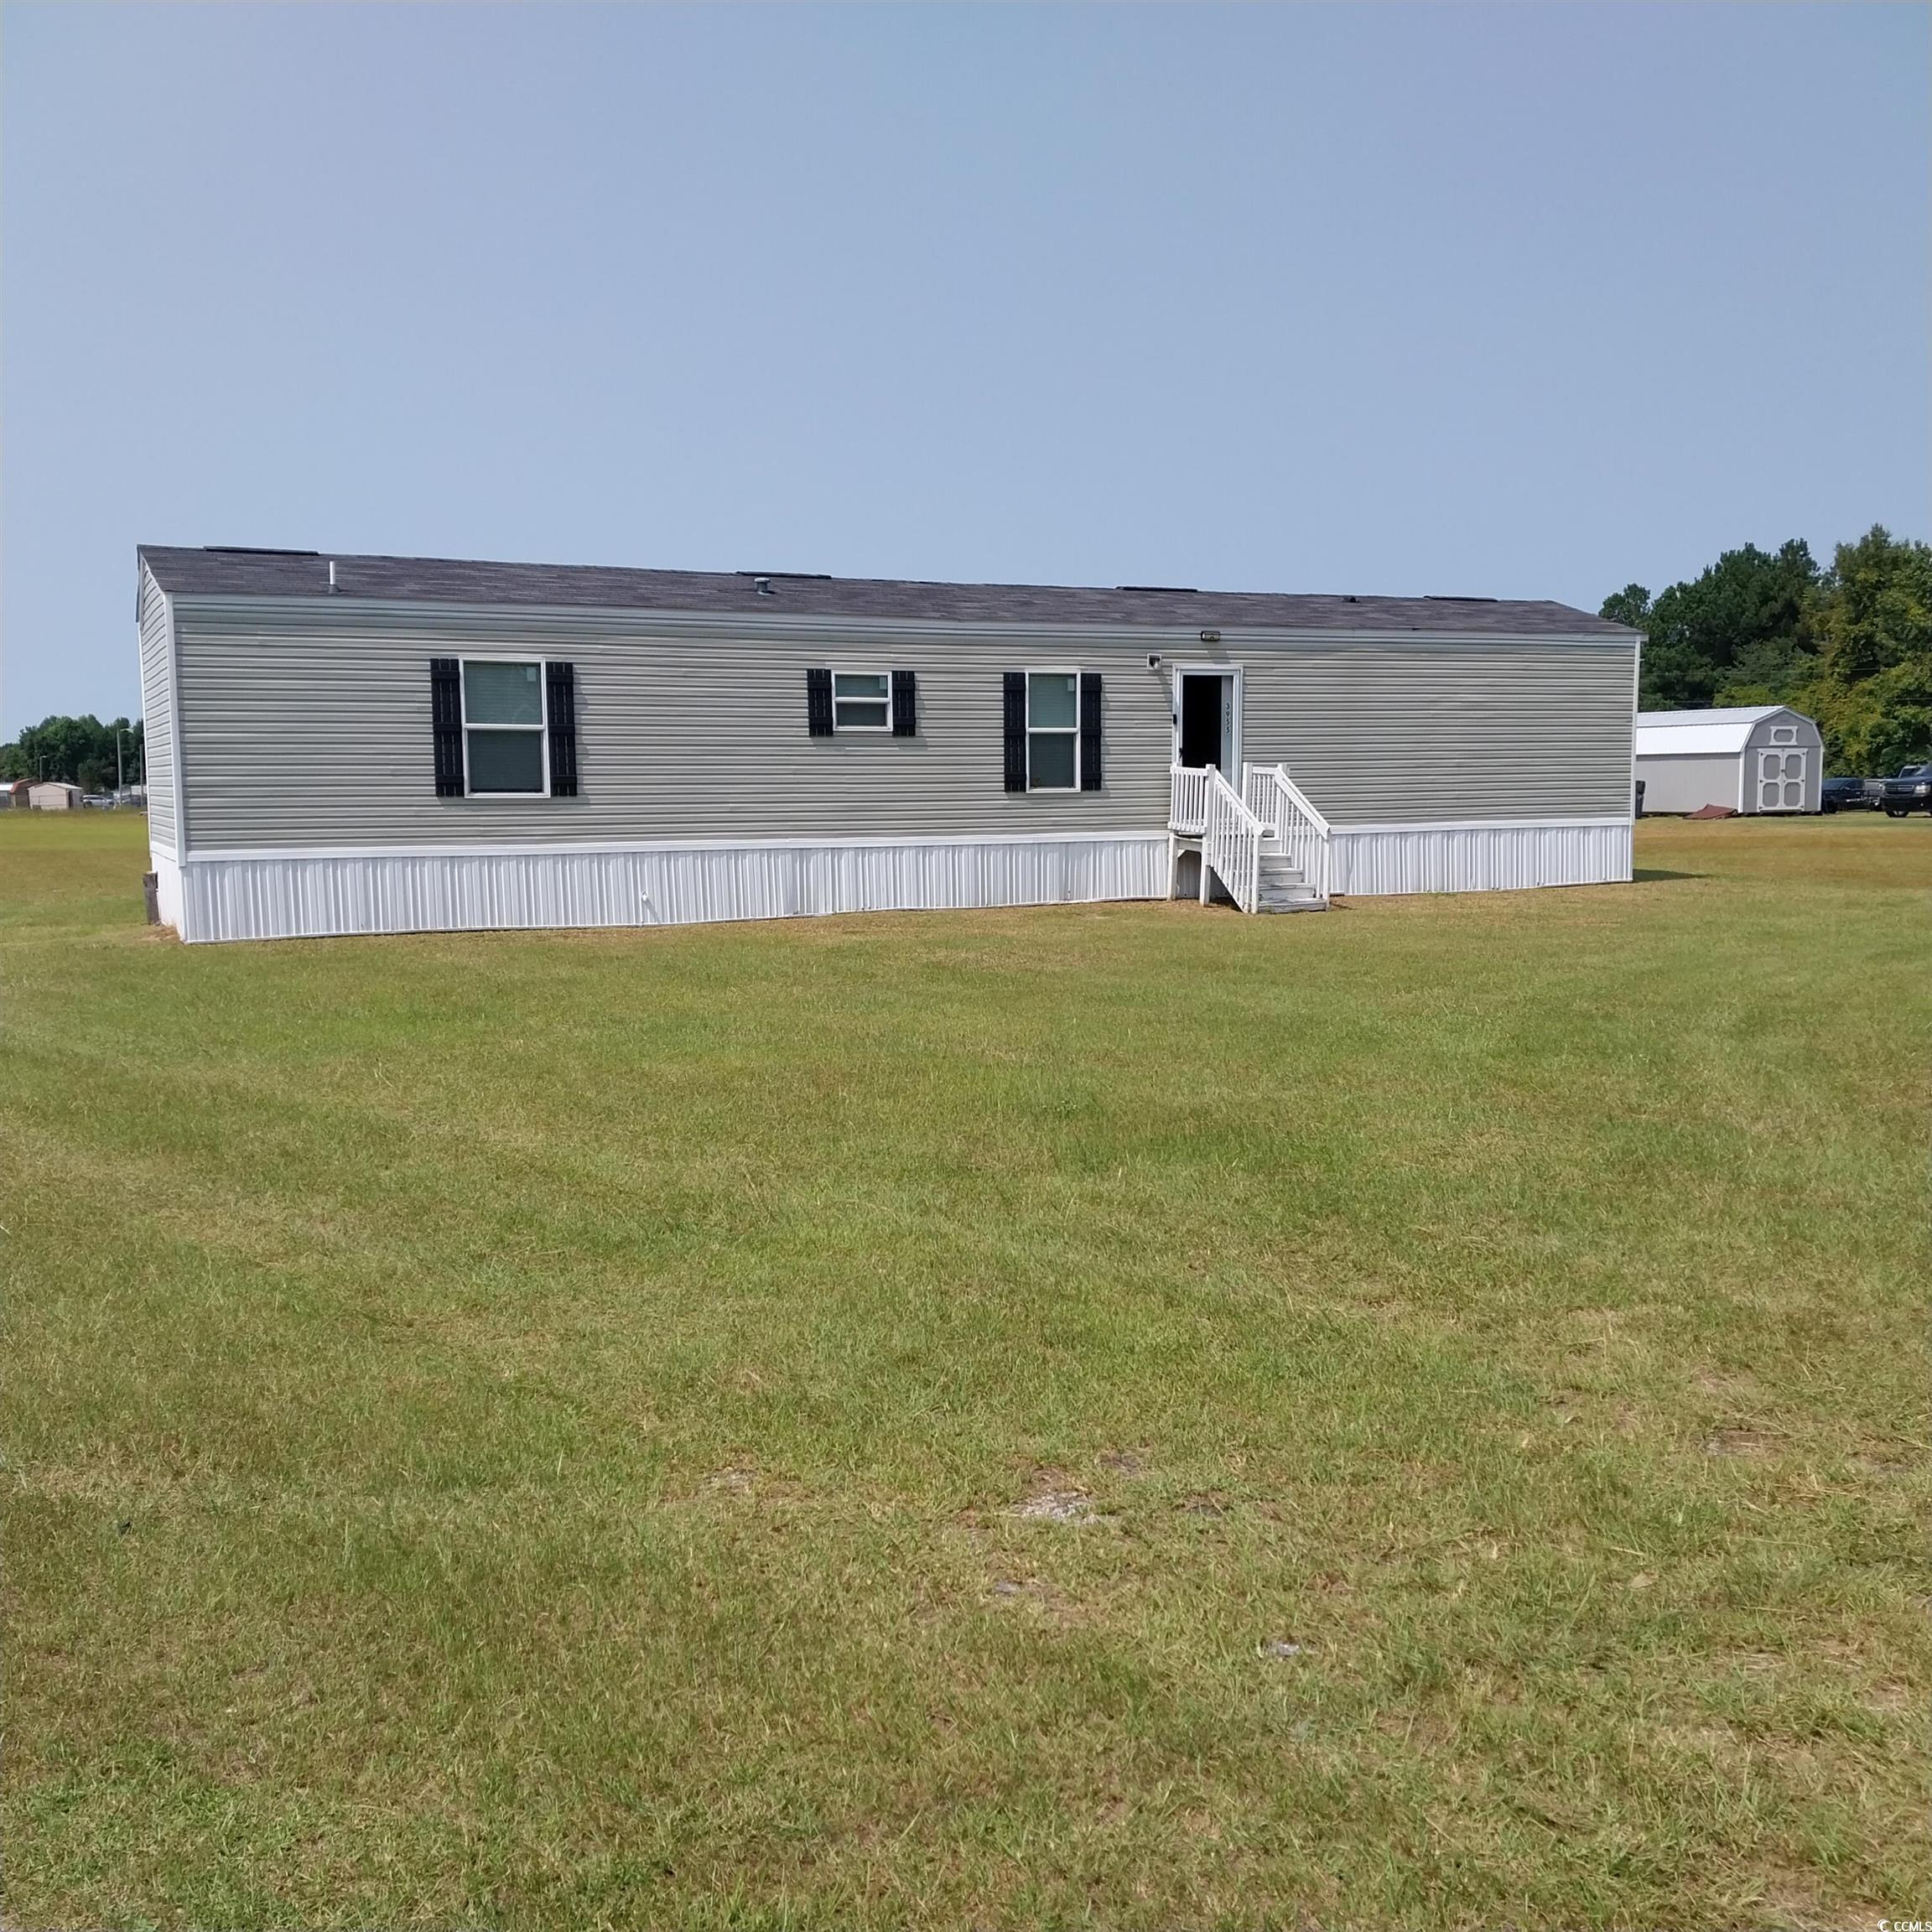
[{"xmin": 139, "ymin": 545, "xmax": 1633, "ymax": 639}]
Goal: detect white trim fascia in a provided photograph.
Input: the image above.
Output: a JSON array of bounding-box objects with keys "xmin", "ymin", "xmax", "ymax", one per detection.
[
  {"xmin": 162, "ymin": 573, "xmax": 187, "ymax": 854},
  {"xmin": 1327, "ymin": 814, "xmax": 1632, "ymax": 835},
  {"xmin": 1636, "ymin": 748, "xmax": 1753, "ymax": 761},
  {"xmin": 148, "ymin": 835, "xmax": 179, "ymax": 862},
  {"xmin": 179, "ymin": 819, "xmax": 1630, "ymax": 862},
  {"xmin": 183, "ymin": 828, "xmax": 1171, "ymax": 864},
  {"xmin": 1628, "ymin": 626, "xmax": 1640, "ymax": 820},
  {"xmin": 164, "ymin": 592, "xmax": 1634, "ymax": 656}
]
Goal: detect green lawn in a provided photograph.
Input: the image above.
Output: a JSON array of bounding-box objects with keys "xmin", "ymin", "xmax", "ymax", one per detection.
[{"xmin": 3, "ymin": 810, "xmax": 1927, "ymax": 1930}]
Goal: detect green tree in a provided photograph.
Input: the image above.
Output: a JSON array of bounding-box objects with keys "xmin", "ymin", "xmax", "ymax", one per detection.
[
  {"xmin": 0, "ymin": 715, "xmax": 143, "ymax": 788},
  {"xmin": 1633, "ymin": 539, "xmax": 1820, "ymax": 709},
  {"xmin": 1599, "ymin": 584, "xmax": 1652, "ymax": 632},
  {"xmin": 1795, "ymin": 527, "xmax": 1932, "ymax": 773}
]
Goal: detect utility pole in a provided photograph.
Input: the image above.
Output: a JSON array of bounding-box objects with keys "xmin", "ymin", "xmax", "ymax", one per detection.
[{"xmin": 117, "ymin": 729, "xmax": 125, "ymax": 792}]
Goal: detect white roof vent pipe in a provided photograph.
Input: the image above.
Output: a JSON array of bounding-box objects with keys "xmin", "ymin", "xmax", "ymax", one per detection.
[{"xmin": 327, "ymin": 559, "xmax": 338, "ymax": 593}]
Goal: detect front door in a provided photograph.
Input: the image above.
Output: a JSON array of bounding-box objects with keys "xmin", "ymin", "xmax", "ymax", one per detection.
[{"xmin": 1176, "ymin": 670, "xmax": 1236, "ymax": 773}]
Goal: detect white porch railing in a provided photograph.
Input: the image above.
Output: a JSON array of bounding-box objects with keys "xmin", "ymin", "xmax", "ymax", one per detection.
[
  {"xmin": 1168, "ymin": 763, "xmax": 1213, "ymax": 838},
  {"xmin": 1171, "ymin": 763, "xmax": 1266, "ymax": 913},
  {"xmin": 1243, "ymin": 761, "xmax": 1333, "ymax": 901}
]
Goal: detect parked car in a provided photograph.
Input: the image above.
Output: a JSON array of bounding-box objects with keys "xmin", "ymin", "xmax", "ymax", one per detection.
[
  {"xmin": 1881, "ymin": 764, "xmax": 1932, "ymax": 817},
  {"xmin": 1821, "ymin": 775, "xmax": 1874, "ymax": 813}
]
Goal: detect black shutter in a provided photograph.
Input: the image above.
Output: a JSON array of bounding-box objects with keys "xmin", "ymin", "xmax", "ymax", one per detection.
[
  {"xmin": 1003, "ymin": 672, "xmax": 1027, "ymax": 792},
  {"xmin": 547, "ymin": 662, "xmax": 579, "ymax": 797},
  {"xmin": 430, "ymin": 657, "xmax": 464, "ymax": 797},
  {"xmin": 1079, "ymin": 672, "xmax": 1103, "ymax": 791},
  {"xmin": 807, "ymin": 667, "xmax": 834, "ymax": 737},
  {"xmin": 891, "ymin": 669, "xmax": 917, "ymax": 738}
]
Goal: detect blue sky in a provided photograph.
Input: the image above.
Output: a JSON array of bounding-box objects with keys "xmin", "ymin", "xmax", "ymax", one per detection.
[{"xmin": 3, "ymin": 3, "xmax": 1925, "ymax": 734}]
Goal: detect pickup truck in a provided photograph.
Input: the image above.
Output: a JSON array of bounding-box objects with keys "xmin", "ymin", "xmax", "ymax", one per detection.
[{"xmin": 1881, "ymin": 765, "xmax": 1932, "ymax": 816}]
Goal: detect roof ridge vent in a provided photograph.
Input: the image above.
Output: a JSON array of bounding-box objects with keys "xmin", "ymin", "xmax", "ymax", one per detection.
[
  {"xmin": 203, "ymin": 545, "xmax": 322, "ymax": 557},
  {"xmin": 1117, "ymin": 584, "xmax": 1197, "ymax": 594},
  {"xmin": 1423, "ymin": 595, "xmax": 1500, "ymax": 603}
]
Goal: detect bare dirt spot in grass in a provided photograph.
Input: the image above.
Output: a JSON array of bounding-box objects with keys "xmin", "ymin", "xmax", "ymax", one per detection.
[
  {"xmin": 1748, "ymin": 1867, "xmax": 1858, "ymax": 1931},
  {"xmin": 1180, "ymin": 1494, "xmax": 1229, "ymax": 1519},
  {"xmin": 1864, "ymin": 1680, "xmax": 1916, "ymax": 1715},
  {"xmin": 1010, "ymin": 1488, "xmax": 1109, "ymax": 1526},
  {"xmin": 1693, "ymin": 1368, "xmax": 1761, "ymax": 1401},
  {"xmin": 1374, "ymin": 1708, "xmax": 1452, "ymax": 1748},
  {"xmin": 1095, "ymin": 1449, "xmax": 1150, "ymax": 1478}
]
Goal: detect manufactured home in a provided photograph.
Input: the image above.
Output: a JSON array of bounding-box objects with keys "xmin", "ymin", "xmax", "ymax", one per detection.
[
  {"xmin": 137, "ymin": 546, "xmax": 1639, "ymax": 943},
  {"xmin": 1633, "ymin": 706, "xmax": 1822, "ymax": 816}
]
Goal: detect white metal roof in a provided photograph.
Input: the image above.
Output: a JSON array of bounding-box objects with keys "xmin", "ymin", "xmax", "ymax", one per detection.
[{"xmin": 1634, "ymin": 705, "xmax": 1809, "ymax": 758}]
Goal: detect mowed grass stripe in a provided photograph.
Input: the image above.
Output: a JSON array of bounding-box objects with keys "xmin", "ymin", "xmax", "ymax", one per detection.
[{"xmin": 3, "ymin": 811, "xmax": 1927, "ymax": 1929}]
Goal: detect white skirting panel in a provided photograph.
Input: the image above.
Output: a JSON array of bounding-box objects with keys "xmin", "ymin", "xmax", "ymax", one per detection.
[
  {"xmin": 173, "ymin": 835, "xmax": 1171, "ymax": 943},
  {"xmin": 1327, "ymin": 818, "xmax": 1631, "ymax": 896},
  {"xmin": 150, "ymin": 848, "xmax": 184, "ymax": 932}
]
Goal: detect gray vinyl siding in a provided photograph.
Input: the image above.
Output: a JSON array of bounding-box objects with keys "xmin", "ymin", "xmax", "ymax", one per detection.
[
  {"xmin": 171, "ymin": 597, "xmax": 1634, "ymax": 851},
  {"xmin": 1239, "ymin": 640, "xmax": 1631, "ymax": 823},
  {"xmin": 137, "ymin": 563, "xmax": 177, "ymax": 847},
  {"xmin": 1744, "ymin": 714, "xmax": 1824, "ymax": 756}
]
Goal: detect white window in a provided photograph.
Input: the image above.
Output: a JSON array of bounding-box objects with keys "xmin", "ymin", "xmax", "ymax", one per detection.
[
  {"xmin": 463, "ymin": 659, "xmax": 548, "ymax": 795},
  {"xmin": 1027, "ymin": 669, "xmax": 1078, "ymax": 790},
  {"xmin": 834, "ymin": 671, "xmax": 891, "ymax": 731},
  {"xmin": 1770, "ymin": 726, "xmax": 1797, "ymax": 744}
]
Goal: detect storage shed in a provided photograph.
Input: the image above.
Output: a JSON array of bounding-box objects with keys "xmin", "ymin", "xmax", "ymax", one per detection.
[
  {"xmin": 137, "ymin": 545, "xmax": 1641, "ymax": 943},
  {"xmin": 28, "ymin": 782, "xmax": 82, "ymax": 811},
  {"xmin": 1633, "ymin": 706, "xmax": 1822, "ymax": 816}
]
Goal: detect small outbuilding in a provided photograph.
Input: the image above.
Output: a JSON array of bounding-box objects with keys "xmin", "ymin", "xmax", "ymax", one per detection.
[
  {"xmin": 28, "ymin": 781, "xmax": 83, "ymax": 811},
  {"xmin": 1634, "ymin": 706, "xmax": 1822, "ymax": 816}
]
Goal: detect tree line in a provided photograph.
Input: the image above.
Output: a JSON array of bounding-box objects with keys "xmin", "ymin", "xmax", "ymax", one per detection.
[
  {"xmin": 0, "ymin": 715, "xmax": 145, "ymax": 792},
  {"xmin": 1605, "ymin": 523, "xmax": 1931, "ymax": 776}
]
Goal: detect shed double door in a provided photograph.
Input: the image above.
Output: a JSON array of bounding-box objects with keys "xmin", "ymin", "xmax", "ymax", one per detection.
[{"xmin": 1756, "ymin": 749, "xmax": 1807, "ymax": 812}]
